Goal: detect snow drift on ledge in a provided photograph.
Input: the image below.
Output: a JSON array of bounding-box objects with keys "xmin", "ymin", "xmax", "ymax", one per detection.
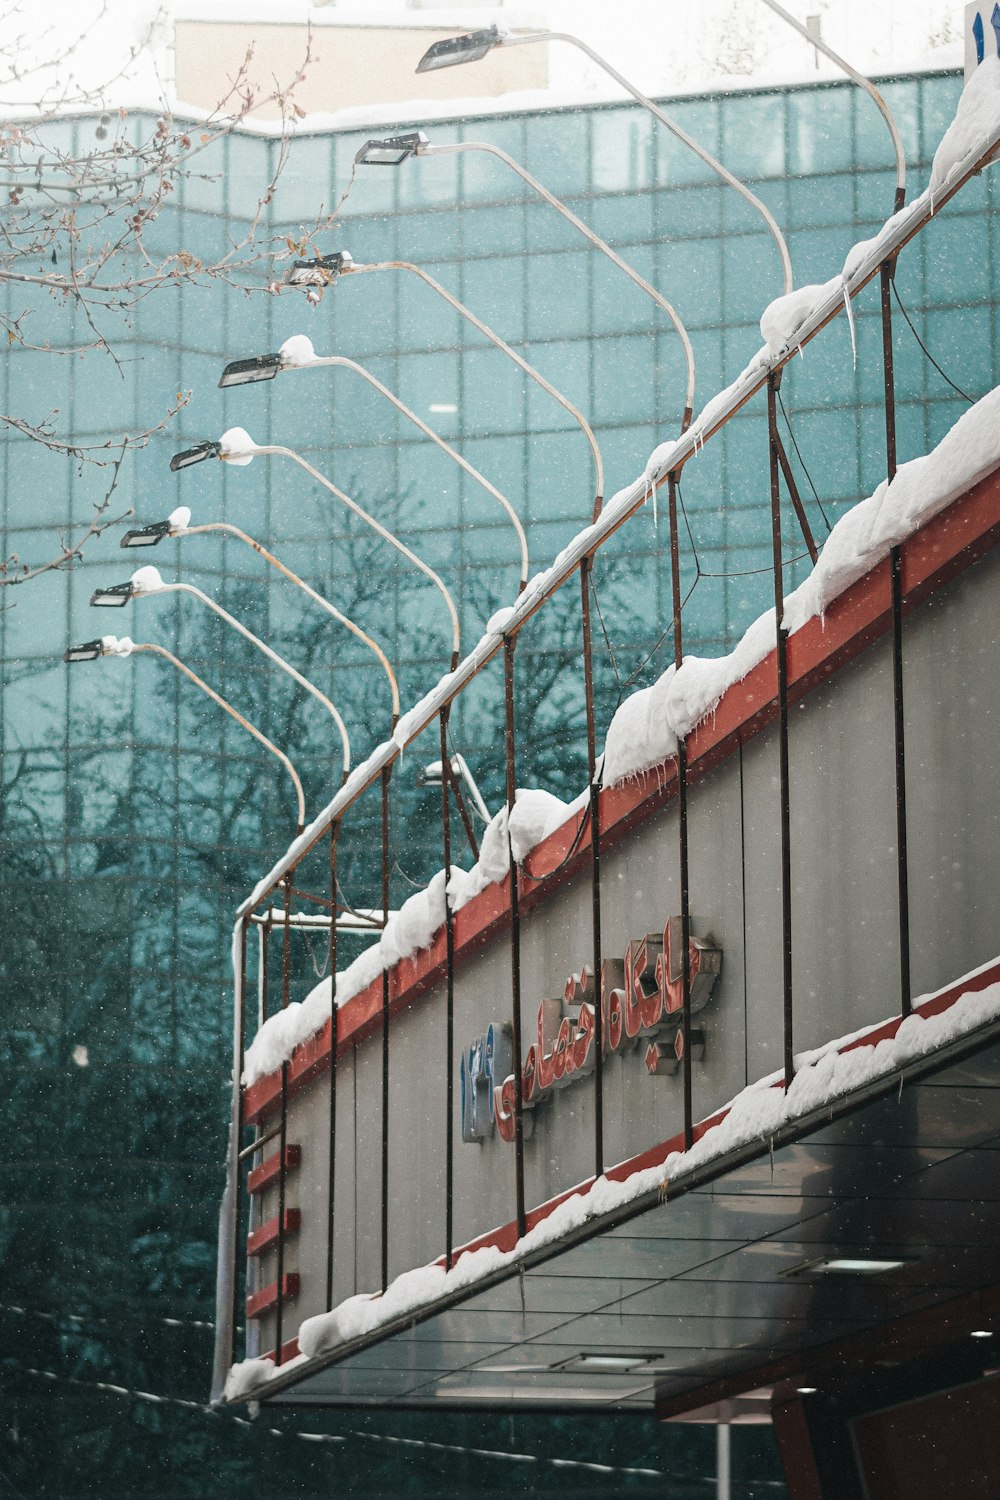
[{"xmin": 225, "ymin": 963, "xmax": 1000, "ymax": 1400}]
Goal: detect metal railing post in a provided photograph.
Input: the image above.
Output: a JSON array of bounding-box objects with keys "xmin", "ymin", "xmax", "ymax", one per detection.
[
  {"xmin": 439, "ymin": 709, "xmax": 456, "ymax": 1267},
  {"xmin": 380, "ymin": 767, "xmax": 392, "ymax": 1294},
  {"xmin": 580, "ymin": 557, "xmax": 604, "ymax": 1179},
  {"xmin": 230, "ymin": 916, "xmax": 249, "ymax": 1368},
  {"xmin": 274, "ymin": 871, "xmax": 294, "ymax": 1364},
  {"xmin": 881, "ymin": 255, "xmax": 912, "ymax": 1019},
  {"xmin": 767, "ymin": 375, "xmax": 795, "ymax": 1090},
  {"xmin": 326, "ymin": 821, "xmax": 340, "ymax": 1310},
  {"xmin": 667, "ymin": 475, "xmax": 694, "ymax": 1149},
  {"xmin": 503, "ymin": 636, "xmax": 527, "ymax": 1240}
]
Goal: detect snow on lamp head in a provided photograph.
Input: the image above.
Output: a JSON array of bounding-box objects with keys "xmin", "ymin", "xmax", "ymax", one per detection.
[
  {"xmin": 277, "ymin": 334, "xmax": 318, "ymax": 368},
  {"xmin": 129, "ymin": 565, "xmax": 167, "ymax": 596},
  {"xmin": 218, "ymin": 427, "xmax": 257, "ymax": 466},
  {"xmin": 100, "ymin": 635, "xmax": 135, "ymax": 657}
]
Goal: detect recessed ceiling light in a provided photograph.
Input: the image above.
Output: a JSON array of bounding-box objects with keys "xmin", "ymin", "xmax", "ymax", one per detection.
[
  {"xmin": 785, "ymin": 1256, "xmax": 910, "ymax": 1277},
  {"xmin": 820, "ymin": 1258, "xmax": 908, "ymax": 1274},
  {"xmin": 561, "ymin": 1352, "xmax": 658, "ymax": 1373},
  {"xmin": 580, "ymin": 1355, "xmax": 640, "ymax": 1369},
  {"xmin": 796, "ymin": 1386, "xmax": 818, "ymax": 1394},
  {"xmin": 971, "ymin": 1329, "xmax": 994, "ymax": 1339}
]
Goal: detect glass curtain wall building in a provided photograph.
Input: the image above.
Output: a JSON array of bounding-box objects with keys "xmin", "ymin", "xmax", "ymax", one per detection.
[{"xmin": 0, "ymin": 68, "xmax": 992, "ymax": 1494}]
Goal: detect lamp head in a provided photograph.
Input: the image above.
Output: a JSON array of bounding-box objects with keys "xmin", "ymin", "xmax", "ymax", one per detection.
[
  {"xmin": 120, "ymin": 520, "xmax": 172, "ymax": 548},
  {"xmin": 286, "ymin": 251, "xmax": 353, "ymax": 288},
  {"xmin": 64, "ymin": 634, "xmax": 135, "ymax": 662},
  {"xmin": 170, "ymin": 440, "xmax": 221, "ymax": 472},
  {"xmin": 90, "ymin": 581, "xmax": 135, "ymax": 608},
  {"xmin": 417, "ymin": 758, "xmax": 445, "ymax": 789},
  {"xmin": 416, "ymin": 25, "xmax": 503, "ymax": 73},
  {"xmin": 218, "ymin": 352, "xmax": 282, "ymax": 389},
  {"xmin": 355, "ymin": 130, "xmax": 427, "ymax": 166},
  {"xmin": 64, "ymin": 638, "xmax": 106, "ymax": 662}
]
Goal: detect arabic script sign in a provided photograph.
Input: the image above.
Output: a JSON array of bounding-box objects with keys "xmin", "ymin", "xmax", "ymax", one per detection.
[{"xmin": 460, "ymin": 916, "xmax": 722, "ymax": 1144}]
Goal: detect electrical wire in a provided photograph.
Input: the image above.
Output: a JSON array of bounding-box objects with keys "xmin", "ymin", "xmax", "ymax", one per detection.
[
  {"xmin": 776, "ymin": 387, "xmax": 832, "ymax": 532},
  {"xmin": 892, "ymin": 277, "xmax": 976, "ymax": 405},
  {"xmin": 11, "ymin": 1362, "xmax": 678, "ymax": 1483}
]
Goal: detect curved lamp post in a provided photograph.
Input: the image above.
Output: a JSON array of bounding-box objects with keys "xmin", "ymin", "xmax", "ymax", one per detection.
[
  {"xmin": 415, "ymin": 25, "xmax": 793, "ymax": 296},
  {"xmin": 64, "ymin": 634, "xmax": 306, "ymax": 832},
  {"xmin": 90, "ymin": 564, "xmax": 352, "ymax": 775},
  {"xmin": 758, "ymin": 0, "xmax": 906, "ymax": 210},
  {"xmin": 218, "ymin": 334, "xmax": 530, "ymax": 592},
  {"xmin": 285, "ymin": 251, "xmax": 605, "ymax": 522},
  {"xmin": 170, "ymin": 427, "xmax": 462, "ymax": 670},
  {"xmin": 121, "ymin": 503, "xmax": 401, "ymax": 729},
  {"xmin": 355, "ymin": 130, "xmax": 696, "ymax": 431}
]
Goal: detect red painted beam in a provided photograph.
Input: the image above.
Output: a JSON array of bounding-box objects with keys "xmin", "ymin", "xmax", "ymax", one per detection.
[
  {"xmin": 247, "ymin": 1145, "xmax": 301, "ymax": 1197},
  {"xmin": 247, "ymin": 1210, "xmax": 301, "ymax": 1258},
  {"xmin": 246, "ymin": 1274, "xmax": 300, "ymax": 1321}
]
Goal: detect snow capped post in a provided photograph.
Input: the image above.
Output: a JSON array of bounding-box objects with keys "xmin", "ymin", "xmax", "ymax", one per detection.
[
  {"xmin": 89, "ymin": 561, "xmax": 352, "ymax": 781},
  {"xmin": 200, "ymin": 424, "xmax": 462, "ymax": 673},
  {"xmin": 284, "ymin": 254, "xmax": 605, "ymax": 523}
]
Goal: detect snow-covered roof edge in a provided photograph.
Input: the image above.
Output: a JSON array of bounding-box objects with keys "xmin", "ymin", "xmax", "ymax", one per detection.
[{"xmin": 0, "ymin": 62, "xmax": 963, "ymax": 137}]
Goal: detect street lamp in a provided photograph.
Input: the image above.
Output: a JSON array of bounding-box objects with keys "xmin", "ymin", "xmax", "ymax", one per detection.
[
  {"xmin": 283, "ymin": 253, "xmax": 605, "ymax": 521},
  {"xmin": 121, "ymin": 504, "xmax": 401, "ymax": 728},
  {"xmin": 63, "ymin": 634, "xmax": 306, "ymax": 832},
  {"xmin": 90, "ymin": 564, "xmax": 352, "ymax": 776},
  {"xmin": 219, "ymin": 334, "xmax": 530, "ymax": 591},
  {"xmin": 415, "ymin": 25, "xmax": 793, "ymax": 296},
  {"xmin": 355, "ymin": 131, "xmax": 696, "ymax": 430},
  {"xmin": 419, "ymin": 755, "xmax": 490, "ymax": 824},
  {"xmin": 177, "ymin": 426, "xmax": 463, "ymax": 670},
  {"xmin": 418, "ymin": 753, "xmax": 492, "ymax": 858}
]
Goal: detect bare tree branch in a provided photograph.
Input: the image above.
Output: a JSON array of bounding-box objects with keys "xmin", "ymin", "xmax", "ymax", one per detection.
[{"xmin": 0, "ymin": 13, "xmax": 322, "ymax": 588}]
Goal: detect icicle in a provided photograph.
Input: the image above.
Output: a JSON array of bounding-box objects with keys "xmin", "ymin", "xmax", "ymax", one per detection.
[
  {"xmin": 644, "ymin": 477, "xmax": 659, "ymax": 537},
  {"xmin": 842, "ymin": 278, "xmax": 857, "ymax": 368}
]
